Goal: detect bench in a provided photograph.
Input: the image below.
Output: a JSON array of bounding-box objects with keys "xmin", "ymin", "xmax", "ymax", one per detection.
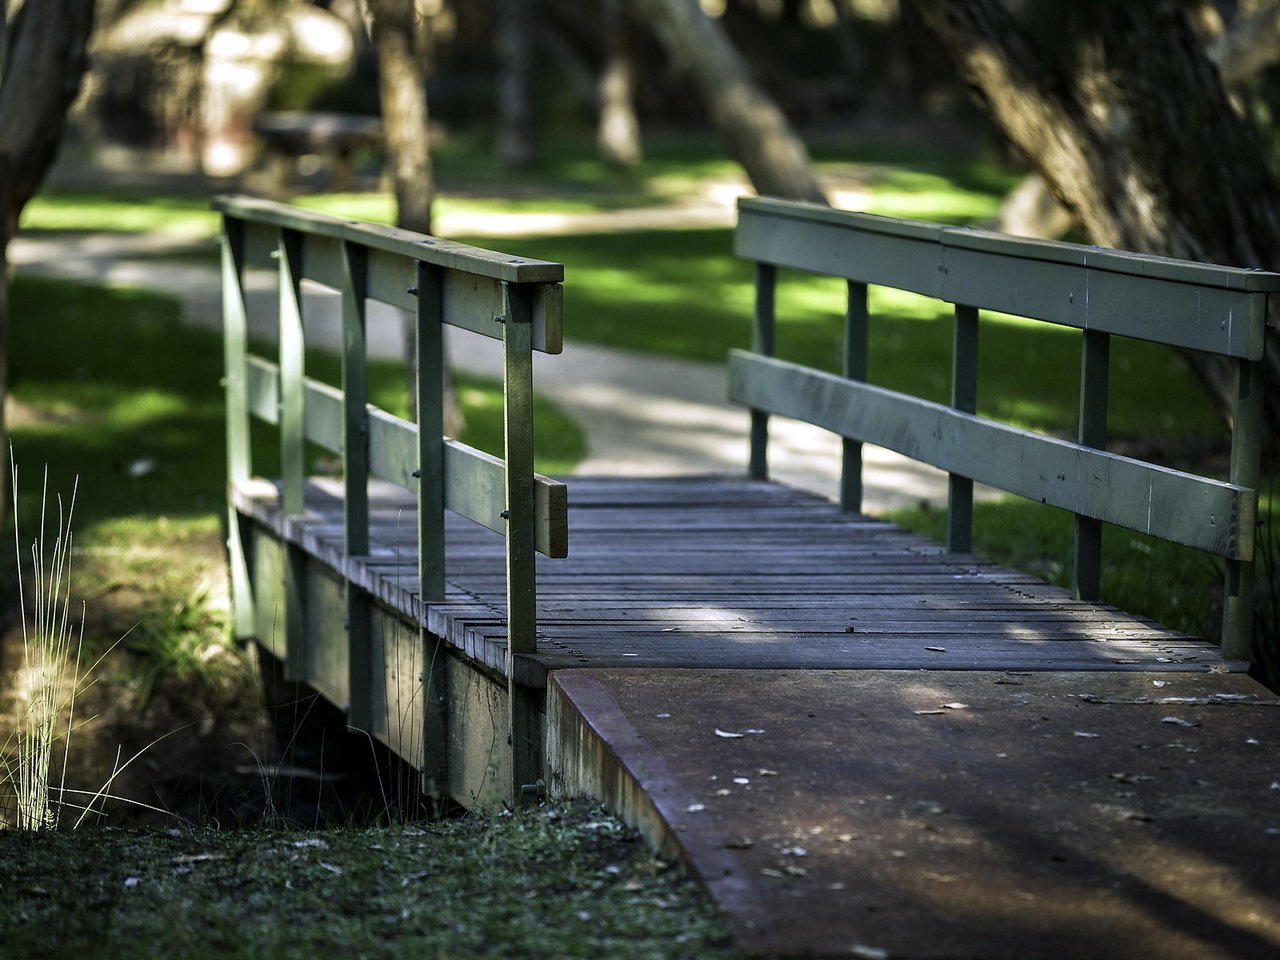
[
  {"xmin": 252, "ymin": 111, "xmax": 384, "ymax": 191},
  {"xmin": 730, "ymin": 196, "xmax": 1279, "ymax": 659}
]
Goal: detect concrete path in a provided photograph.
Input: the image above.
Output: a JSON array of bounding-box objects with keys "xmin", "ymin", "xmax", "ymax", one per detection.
[{"xmin": 11, "ymin": 227, "xmax": 957, "ymax": 513}]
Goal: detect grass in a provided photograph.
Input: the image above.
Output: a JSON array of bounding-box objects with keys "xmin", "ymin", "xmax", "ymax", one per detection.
[
  {"xmin": 0, "ymin": 798, "xmax": 736, "ymax": 960},
  {"xmin": 4, "ymin": 463, "xmax": 83, "ymax": 829}
]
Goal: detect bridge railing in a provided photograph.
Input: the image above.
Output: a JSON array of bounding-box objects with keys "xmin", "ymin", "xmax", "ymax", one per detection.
[
  {"xmin": 216, "ymin": 196, "xmax": 567, "ymax": 758},
  {"xmin": 731, "ymin": 196, "xmax": 1280, "ymax": 660}
]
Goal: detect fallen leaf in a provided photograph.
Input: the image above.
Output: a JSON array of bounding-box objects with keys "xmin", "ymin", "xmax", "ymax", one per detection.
[
  {"xmin": 318, "ymin": 861, "xmax": 343, "ymax": 876},
  {"xmin": 686, "ymin": 803, "xmax": 706, "ymax": 813},
  {"xmin": 1161, "ymin": 716, "xmax": 1199, "ymax": 728}
]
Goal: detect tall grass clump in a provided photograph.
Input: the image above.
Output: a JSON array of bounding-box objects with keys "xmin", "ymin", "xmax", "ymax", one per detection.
[{"xmin": 5, "ymin": 459, "xmax": 83, "ymax": 830}]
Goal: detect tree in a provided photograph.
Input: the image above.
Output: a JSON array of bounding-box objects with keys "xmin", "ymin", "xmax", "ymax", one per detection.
[
  {"xmin": 497, "ymin": 0, "xmax": 538, "ymax": 168},
  {"xmin": 597, "ymin": 0, "xmax": 641, "ymax": 169},
  {"xmin": 364, "ymin": 0, "xmax": 462, "ymax": 435},
  {"xmin": 630, "ymin": 0, "xmax": 827, "ymax": 203},
  {"xmin": 0, "ymin": 0, "xmax": 97, "ymax": 507},
  {"xmin": 908, "ymin": 0, "xmax": 1280, "ymax": 431}
]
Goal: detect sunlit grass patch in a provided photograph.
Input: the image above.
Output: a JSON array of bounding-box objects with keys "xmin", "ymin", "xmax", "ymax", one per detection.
[{"xmin": 20, "ymin": 189, "xmax": 219, "ymax": 236}]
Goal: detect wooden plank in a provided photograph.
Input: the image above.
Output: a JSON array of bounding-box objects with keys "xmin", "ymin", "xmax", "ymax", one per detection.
[
  {"xmin": 737, "ymin": 196, "xmax": 1280, "ymax": 359},
  {"xmin": 736, "ymin": 200, "xmax": 944, "ymax": 299},
  {"xmin": 243, "ymin": 359, "xmax": 567, "ymax": 557},
  {"xmin": 947, "ymin": 303, "xmax": 978, "ymax": 553},
  {"xmin": 728, "ymin": 350, "xmax": 1253, "ymax": 559},
  {"xmin": 364, "ymin": 249, "xmax": 564, "ymax": 354},
  {"xmin": 215, "ymin": 194, "xmax": 564, "ymax": 284},
  {"xmin": 221, "ymin": 218, "xmax": 255, "ymax": 641},
  {"xmin": 749, "ymin": 263, "xmax": 775, "ymax": 480},
  {"xmin": 841, "ymin": 281, "xmax": 868, "ymax": 512},
  {"xmin": 1073, "ymin": 329, "xmax": 1110, "ymax": 601}
]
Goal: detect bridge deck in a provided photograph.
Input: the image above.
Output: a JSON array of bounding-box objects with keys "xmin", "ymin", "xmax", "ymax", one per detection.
[
  {"xmin": 233, "ymin": 474, "xmax": 1236, "ymax": 683},
  {"xmin": 232, "ymin": 475, "xmax": 1280, "ymax": 958}
]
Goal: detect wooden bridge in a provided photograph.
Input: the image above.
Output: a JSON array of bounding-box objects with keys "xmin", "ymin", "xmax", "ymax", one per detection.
[{"xmin": 218, "ymin": 195, "xmax": 1280, "ymax": 959}]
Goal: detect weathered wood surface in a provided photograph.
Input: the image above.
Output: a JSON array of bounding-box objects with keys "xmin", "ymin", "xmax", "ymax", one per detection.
[
  {"xmin": 232, "ymin": 475, "xmax": 1240, "ymax": 688},
  {"xmin": 737, "ymin": 196, "xmax": 1280, "ymax": 358}
]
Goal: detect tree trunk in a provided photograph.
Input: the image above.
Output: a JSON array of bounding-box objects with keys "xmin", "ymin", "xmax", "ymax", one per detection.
[
  {"xmin": 367, "ymin": 0, "xmax": 434, "ymax": 236},
  {"xmin": 597, "ymin": 0, "xmax": 641, "ymax": 169},
  {"xmin": 630, "ymin": 0, "xmax": 827, "ymax": 203},
  {"xmin": 1210, "ymin": 0, "xmax": 1280, "ymax": 89},
  {"xmin": 365, "ymin": 0, "xmax": 462, "ymax": 436},
  {"xmin": 497, "ymin": 0, "xmax": 537, "ymax": 168},
  {"xmin": 909, "ymin": 0, "xmax": 1280, "ymax": 433},
  {"xmin": 0, "ymin": 0, "xmax": 97, "ymax": 511}
]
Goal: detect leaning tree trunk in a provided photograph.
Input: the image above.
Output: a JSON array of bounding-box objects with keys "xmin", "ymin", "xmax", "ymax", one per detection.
[
  {"xmin": 909, "ymin": 0, "xmax": 1280, "ymax": 433},
  {"xmin": 0, "ymin": 0, "xmax": 97, "ymax": 512},
  {"xmin": 597, "ymin": 0, "xmax": 641, "ymax": 169},
  {"xmin": 630, "ymin": 0, "xmax": 827, "ymax": 203},
  {"xmin": 366, "ymin": 0, "xmax": 462, "ymax": 436}
]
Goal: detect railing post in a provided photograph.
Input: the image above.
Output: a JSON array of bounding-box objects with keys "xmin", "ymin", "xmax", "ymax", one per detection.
[
  {"xmin": 278, "ymin": 227, "xmax": 308, "ymax": 681},
  {"xmin": 749, "ymin": 263, "xmax": 776, "ymax": 480},
  {"xmin": 841, "ymin": 281, "xmax": 869, "ymax": 513},
  {"xmin": 341, "ymin": 240, "xmax": 373, "ymax": 729},
  {"xmin": 502, "ymin": 282, "xmax": 541, "ymax": 802},
  {"xmin": 414, "ymin": 261, "xmax": 449, "ymax": 796},
  {"xmin": 1223, "ymin": 348, "xmax": 1265, "ymax": 659},
  {"xmin": 221, "ymin": 216, "xmax": 256, "ymax": 641},
  {"xmin": 1073, "ymin": 329, "xmax": 1110, "ymax": 601},
  {"xmin": 947, "ymin": 304, "xmax": 978, "ymax": 553}
]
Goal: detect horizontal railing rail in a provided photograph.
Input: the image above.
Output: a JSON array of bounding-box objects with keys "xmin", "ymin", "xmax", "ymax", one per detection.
[
  {"xmin": 218, "ymin": 195, "xmax": 566, "ymax": 796},
  {"xmin": 732, "ymin": 196, "xmax": 1280, "ymax": 659}
]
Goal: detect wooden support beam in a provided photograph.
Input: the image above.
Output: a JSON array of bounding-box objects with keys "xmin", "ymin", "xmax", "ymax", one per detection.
[
  {"xmin": 749, "ymin": 263, "xmax": 776, "ymax": 481},
  {"xmin": 947, "ymin": 304, "xmax": 978, "ymax": 553},
  {"xmin": 1073, "ymin": 329, "xmax": 1110, "ymax": 602},
  {"xmin": 840, "ymin": 282, "xmax": 868, "ymax": 513}
]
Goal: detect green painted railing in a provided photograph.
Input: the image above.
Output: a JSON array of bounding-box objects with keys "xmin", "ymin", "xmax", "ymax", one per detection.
[
  {"xmin": 216, "ymin": 195, "xmax": 567, "ymax": 796},
  {"xmin": 731, "ymin": 196, "xmax": 1280, "ymax": 660}
]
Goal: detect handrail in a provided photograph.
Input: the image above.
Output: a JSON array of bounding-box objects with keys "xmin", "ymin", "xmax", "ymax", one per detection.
[
  {"xmin": 733, "ymin": 197, "xmax": 1279, "ymax": 659},
  {"xmin": 218, "ymin": 196, "xmax": 567, "ymax": 795}
]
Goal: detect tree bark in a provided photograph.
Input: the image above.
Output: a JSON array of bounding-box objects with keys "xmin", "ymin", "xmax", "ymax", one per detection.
[
  {"xmin": 1210, "ymin": 0, "xmax": 1280, "ymax": 89},
  {"xmin": 597, "ymin": 0, "xmax": 641, "ymax": 169},
  {"xmin": 630, "ymin": 0, "xmax": 827, "ymax": 203},
  {"xmin": 367, "ymin": 0, "xmax": 434, "ymax": 236},
  {"xmin": 0, "ymin": 0, "xmax": 97, "ymax": 510},
  {"xmin": 497, "ymin": 0, "xmax": 537, "ymax": 168},
  {"xmin": 909, "ymin": 0, "xmax": 1280, "ymax": 432},
  {"xmin": 365, "ymin": 0, "xmax": 462, "ymax": 436}
]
